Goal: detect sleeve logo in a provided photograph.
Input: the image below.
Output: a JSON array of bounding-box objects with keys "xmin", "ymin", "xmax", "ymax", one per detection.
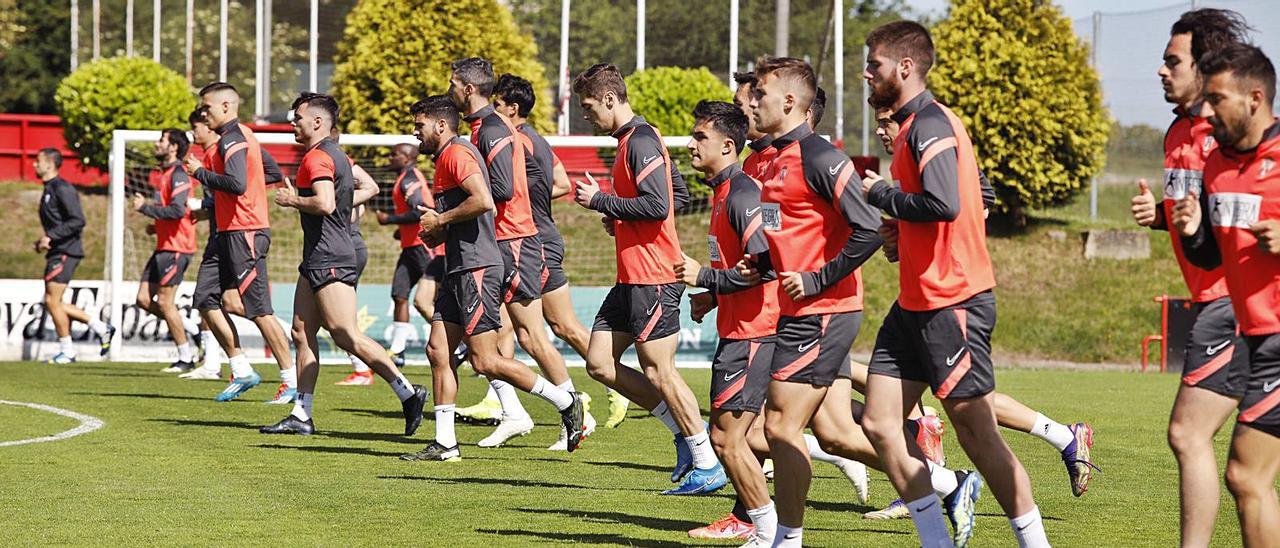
[
  {"xmin": 1207, "ymin": 192, "xmax": 1261, "ymax": 229},
  {"xmin": 917, "ymin": 136, "xmax": 939, "ymax": 152},
  {"xmin": 828, "ymin": 160, "xmax": 846, "ymax": 176}
]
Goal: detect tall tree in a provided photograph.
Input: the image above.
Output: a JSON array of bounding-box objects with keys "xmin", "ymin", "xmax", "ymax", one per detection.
[{"xmin": 0, "ymin": 1, "xmax": 71, "ymax": 114}]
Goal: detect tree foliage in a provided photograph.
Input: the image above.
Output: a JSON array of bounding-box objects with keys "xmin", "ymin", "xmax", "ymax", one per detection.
[
  {"xmin": 330, "ymin": 0, "xmax": 554, "ymax": 136},
  {"xmin": 622, "ymin": 67, "xmax": 732, "ymax": 199},
  {"xmin": 0, "ymin": 0, "xmax": 71, "ymax": 114},
  {"xmin": 55, "ymin": 57, "xmax": 194, "ymax": 170},
  {"xmin": 930, "ymin": 0, "xmax": 1109, "ymax": 220}
]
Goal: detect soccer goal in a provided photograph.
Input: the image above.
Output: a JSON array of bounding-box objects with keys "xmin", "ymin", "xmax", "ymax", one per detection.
[{"xmin": 105, "ymin": 129, "xmax": 716, "ymax": 364}]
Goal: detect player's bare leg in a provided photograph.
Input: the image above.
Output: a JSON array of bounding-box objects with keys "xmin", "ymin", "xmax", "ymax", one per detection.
[
  {"xmin": 1168, "ymin": 385, "xmax": 1239, "ymax": 546},
  {"xmin": 584, "ymin": 330, "xmax": 663, "ymax": 410},
  {"xmin": 544, "ymin": 284, "xmax": 630, "ymax": 427},
  {"xmin": 941, "ymin": 394, "xmax": 1038, "ymax": 521},
  {"xmin": 1225, "ymin": 425, "xmax": 1280, "ymax": 547}
]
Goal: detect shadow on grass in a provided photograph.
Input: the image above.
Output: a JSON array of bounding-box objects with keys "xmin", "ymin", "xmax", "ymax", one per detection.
[
  {"xmin": 333, "ymin": 408, "xmax": 404, "ymax": 420},
  {"xmin": 378, "ymin": 474, "xmax": 654, "ymax": 493},
  {"xmin": 146, "ymin": 417, "xmax": 260, "ymax": 429},
  {"xmin": 253, "ymin": 443, "xmax": 405, "ymax": 458},
  {"xmin": 76, "ymin": 391, "xmax": 214, "ymax": 402},
  {"xmin": 518, "ymin": 507, "xmax": 704, "ymax": 532},
  {"xmin": 477, "ymin": 528, "xmax": 685, "ymax": 547},
  {"xmin": 807, "ymin": 499, "xmax": 876, "ymax": 514},
  {"xmin": 976, "ymin": 512, "xmax": 1065, "ymax": 522},
  {"xmin": 578, "ymin": 459, "xmax": 670, "ymax": 475},
  {"xmin": 319, "ymin": 429, "xmax": 422, "ymax": 445}
]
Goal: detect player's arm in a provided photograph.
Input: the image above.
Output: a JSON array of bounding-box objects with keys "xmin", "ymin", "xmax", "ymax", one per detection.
[
  {"xmin": 193, "ymin": 140, "xmax": 249, "ymax": 195},
  {"xmin": 139, "ymin": 172, "xmax": 191, "ymax": 220},
  {"xmin": 588, "ymin": 136, "xmax": 672, "ymax": 220},
  {"xmin": 437, "ymin": 172, "xmax": 493, "ymax": 225},
  {"xmin": 261, "ymin": 148, "xmax": 283, "ymax": 184},
  {"xmin": 351, "ymin": 163, "xmax": 379, "ymax": 206},
  {"xmin": 866, "ymin": 114, "xmax": 962, "ymax": 222},
  {"xmin": 1176, "ymin": 191, "xmax": 1222, "ymax": 270},
  {"xmin": 46, "ymin": 184, "xmax": 86, "ymax": 240},
  {"xmin": 384, "ymin": 175, "xmax": 427, "ymax": 225},
  {"xmin": 697, "ymin": 188, "xmax": 776, "ymax": 294},
  {"xmin": 550, "ymin": 156, "xmax": 573, "ymax": 199},
  {"xmin": 288, "ymin": 179, "xmax": 337, "ymax": 216},
  {"xmin": 979, "ymin": 170, "xmax": 996, "ymax": 210},
  {"xmin": 671, "ymin": 162, "xmax": 690, "ymax": 212},
  {"xmin": 476, "ymin": 126, "xmax": 515, "ymax": 202},
  {"xmin": 800, "ymin": 154, "xmax": 884, "ymax": 296}
]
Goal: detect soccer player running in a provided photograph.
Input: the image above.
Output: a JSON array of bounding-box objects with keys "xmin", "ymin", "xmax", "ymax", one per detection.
[
  {"xmin": 858, "ymin": 22, "xmax": 1047, "ymax": 547},
  {"xmin": 1172, "ymin": 42, "xmax": 1280, "ymax": 548},
  {"xmin": 372, "ymin": 143, "xmax": 441, "ymax": 379},
  {"xmin": 335, "ymin": 126, "xmax": 388, "ymax": 384},
  {"xmin": 35, "ymin": 148, "xmax": 115, "ymax": 364},
  {"xmin": 183, "ymin": 82, "xmax": 297, "ymax": 403},
  {"xmin": 133, "ymin": 129, "xmax": 203, "ymax": 372},
  {"xmin": 447, "ymin": 58, "xmax": 584, "ymax": 449},
  {"xmin": 259, "ymin": 92, "xmax": 428, "ymax": 436},
  {"xmin": 1129, "ymin": 10, "xmax": 1251, "ymax": 546},
  {"xmin": 570, "ymin": 63, "xmax": 727, "ymax": 494},
  {"xmin": 400, "ymin": 96, "xmax": 584, "ymax": 462}
]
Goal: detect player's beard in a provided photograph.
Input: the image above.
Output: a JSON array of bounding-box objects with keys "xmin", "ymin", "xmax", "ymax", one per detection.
[
  {"xmin": 419, "ymin": 134, "xmax": 440, "ymax": 157},
  {"xmin": 1210, "ymin": 113, "xmax": 1250, "ymax": 150},
  {"xmin": 868, "ymin": 76, "xmax": 901, "ymax": 110}
]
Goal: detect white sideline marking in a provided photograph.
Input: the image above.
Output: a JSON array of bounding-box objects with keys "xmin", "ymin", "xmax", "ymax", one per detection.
[{"xmin": 0, "ymin": 400, "xmax": 104, "ymax": 447}]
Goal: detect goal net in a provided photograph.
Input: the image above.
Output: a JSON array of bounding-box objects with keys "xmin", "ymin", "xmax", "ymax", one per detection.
[{"xmin": 105, "ymin": 129, "xmax": 720, "ymax": 364}]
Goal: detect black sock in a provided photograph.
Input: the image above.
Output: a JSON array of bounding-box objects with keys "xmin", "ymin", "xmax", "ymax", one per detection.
[{"xmin": 731, "ymin": 496, "xmax": 750, "ymax": 522}]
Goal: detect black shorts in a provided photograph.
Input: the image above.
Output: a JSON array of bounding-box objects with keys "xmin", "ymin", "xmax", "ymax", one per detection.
[
  {"xmin": 500, "ymin": 237, "xmax": 545, "ymax": 304},
  {"xmin": 868, "ymin": 291, "xmax": 997, "ymax": 400},
  {"xmin": 193, "ymin": 242, "xmax": 222, "ymax": 311},
  {"xmin": 426, "ymin": 254, "xmax": 445, "ymax": 281},
  {"xmin": 540, "ymin": 231, "xmax": 568, "ymax": 294},
  {"xmin": 771, "ymin": 312, "xmax": 860, "ymax": 387},
  {"xmin": 592, "ymin": 282, "xmax": 684, "ymax": 343},
  {"xmin": 711, "ymin": 338, "xmax": 774, "ymax": 412},
  {"xmin": 1238, "ymin": 334, "xmax": 1280, "ymax": 438},
  {"xmin": 142, "ymin": 251, "xmax": 192, "ymax": 287},
  {"xmin": 217, "ymin": 229, "xmax": 273, "ymax": 318},
  {"xmin": 353, "ymin": 234, "xmax": 368, "ymax": 283},
  {"xmin": 392, "ymin": 246, "xmax": 432, "ymax": 300},
  {"xmin": 43, "ymin": 254, "xmax": 81, "ymax": 284},
  {"xmin": 1181, "ymin": 297, "xmax": 1247, "ymax": 398},
  {"xmin": 434, "ymin": 265, "xmax": 503, "ymax": 336},
  {"xmin": 301, "ymin": 266, "xmax": 359, "ymax": 291}
]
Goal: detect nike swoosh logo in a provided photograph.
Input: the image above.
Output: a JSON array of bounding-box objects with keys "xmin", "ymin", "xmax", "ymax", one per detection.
[
  {"xmin": 1265, "ymin": 379, "xmax": 1280, "ymax": 393},
  {"xmin": 465, "ymin": 299, "xmax": 479, "ymax": 314},
  {"xmin": 946, "ymin": 347, "xmax": 966, "ymax": 367},
  {"xmin": 488, "ymin": 138, "xmax": 502, "ymax": 148},
  {"xmin": 1206, "ymin": 339, "xmax": 1231, "ymax": 355},
  {"xmin": 798, "ymin": 339, "xmax": 818, "ymax": 353},
  {"xmin": 239, "ymin": 268, "xmax": 252, "ymax": 281},
  {"xmin": 784, "ymin": 534, "xmax": 801, "ymax": 540},
  {"xmin": 643, "ymin": 155, "xmax": 659, "ymax": 165},
  {"xmin": 646, "ymin": 301, "xmax": 660, "ymax": 316},
  {"xmin": 828, "ymin": 160, "xmax": 846, "ymax": 176},
  {"xmin": 918, "ymin": 136, "xmax": 939, "ymax": 152},
  {"xmin": 724, "ymin": 368, "xmax": 746, "ymax": 382},
  {"xmin": 745, "ymin": 207, "xmax": 761, "ymax": 216}
]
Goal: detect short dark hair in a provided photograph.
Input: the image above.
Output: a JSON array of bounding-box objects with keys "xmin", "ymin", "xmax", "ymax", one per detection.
[
  {"xmin": 572, "ymin": 63, "xmax": 628, "ymax": 103},
  {"xmin": 1170, "ymin": 8, "xmax": 1253, "ymax": 64},
  {"xmin": 493, "ymin": 73, "xmax": 536, "ymax": 118},
  {"xmin": 37, "ymin": 147, "xmax": 62, "ymax": 168},
  {"xmin": 865, "ymin": 20, "xmax": 935, "ymax": 77},
  {"xmin": 188, "ymin": 106, "xmax": 208, "ymax": 126},
  {"xmin": 451, "ymin": 57, "xmax": 496, "ymax": 97},
  {"xmin": 753, "ymin": 56, "xmax": 816, "ymax": 109},
  {"xmin": 732, "ymin": 71, "xmax": 756, "ymax": 88},
  {"xmin": 1199, "ymin": 42, "xmax": 1276, "ymax": 106},
  {"xmin": 410, "ymin": 95, "xmax": 460, "ymax": 131},
  {"xmin": 162, "ymin": 128, "xmax": 190, "ymax": 160},
  {"xmin": 810, "ymin": 87, "xmax": 827, "ymax": 127},
  {"xmin": 292, "ymin": 92, "xmax": 341, "ymax": 128},
  {"xmin": 198, "ymin": 81, "xmax": 238, "ymax": 97},
  {"xmin": 692, "ymin": 100, "xmax": 748, "ymax": 154}
]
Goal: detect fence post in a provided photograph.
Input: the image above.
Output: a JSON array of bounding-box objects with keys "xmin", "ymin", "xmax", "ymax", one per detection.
[{"xmin": 1089, "ymin": 11, "xmax": 1101, "ymax": 220}]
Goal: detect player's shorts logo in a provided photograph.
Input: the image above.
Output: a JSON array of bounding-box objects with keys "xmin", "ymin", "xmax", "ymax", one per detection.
[
  {"xmin": 945, "ymin": 347, "xmax": 966, "ymax": 367},
  {"xmin": 1206, "ymin": 339, "xmax": 1231, "ymax": 356}
]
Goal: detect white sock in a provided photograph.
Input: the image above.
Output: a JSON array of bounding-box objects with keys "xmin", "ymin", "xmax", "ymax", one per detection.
[
  {"xmin": 181, "ymin": 316, "xmax": 200, "ymax": 336},
  {"xmin": 389, "ymin": 373, "xmax": 415, "ymax": 402},
  {"xmin": 804, "ymin": 434, "xmax": 843, "ymax": 465},
  {"xmin": 531, "ymin": 376, "xmax": 573, "ymax": 411},
  {"xmin": 905, "ymin": 494, "xmax": 953, "ymax": 548},
  {"xmin": 87, "ymin": 319, "xmax": 108, "ymax": 338},
  {"xmin": 349, "ymin": 354, "xmax": 371, "ymax": 373},
  {"xmin": 774, "ymin": 524, "xmax": 802, "ymax": 547},
  {"xmin": 747, "ymin": 502, "xmax": 777, "ymax": 543},
  {"xmin": 650, "ymin": 401, "xmax": 682, "ymax": 435},
  {"xmin": 177, "ymin": 342, "xmax": 195, "ymax": 362},
  {"xmin": 483, "ymin": 383, "xmax": 500, "ymax": 402},
  {"xmin": 1031, "ymin": 413, "xmax": 1074, "ymax": 452},
  {"xmin": 200, "ymin": 331, "xmax": 221, "ymax": 361},
  {"xmin": 59, "ymin": 336, "xmax": 75, "ymax": 357},
  {"xmin": 556, "ymin": 379, "xmax": 576, "ymax": 393},
  {"xmin": 228, "ymin": 354, "xmax": 254, "ymax": 379},
  {"xmin": 435, "ymin": 404, "xmax": 457, "ymax": 447},
  {"xmin": 1009, "ymin": 506, "xmax": 1050, "ymax": 548},
  {"xmin": 685, "ymin": 430, "xmax": 718, "ymax": 470},
  {"xmin": 280, "ymin": 367, "xmax": 297, "ymax": 390},
  {"xmin": 929, "ymin": 461, "xmax": 959, "ymax": 499},
  {"xmin": 290, "ymin": 392, "xmax": 314, "ymax": 421},
  {"xmin": 491, "ymin": 379, "xmax": 530, "ymax": 420},
  {"xmin": 389, "ymin": 321, "xmax": 412, "ymax": 354}
]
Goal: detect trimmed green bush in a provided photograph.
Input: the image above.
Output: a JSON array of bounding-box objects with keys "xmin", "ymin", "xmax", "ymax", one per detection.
[
  {"xmin": 624, "ymin": 67, "xmax": 733, "ymax": 199},
  {"xmin": 54, "ymin": 56, "xmax": 194, "ymax": 170},
  {"xmin": 930, "ymin": 0, "xmax": 1110, "ymax": 222}
]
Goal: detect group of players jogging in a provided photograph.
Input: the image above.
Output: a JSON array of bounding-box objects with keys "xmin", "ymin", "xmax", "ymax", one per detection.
[{"xmin": 31, "ymin": 11, "xmax": 1280, "ymax": 547}]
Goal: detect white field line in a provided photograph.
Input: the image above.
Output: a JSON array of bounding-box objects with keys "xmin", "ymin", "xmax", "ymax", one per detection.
[{"xmin": 0, "ymin": 400, "xmax": 104, "ymax": 447}]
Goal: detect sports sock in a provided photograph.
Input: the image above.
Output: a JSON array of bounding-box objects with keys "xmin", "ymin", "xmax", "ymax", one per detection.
[
  {"xmin": 746, "ymin": 502, "xmax": 777, "ymax": 543},
  {"xmin": 774, "ymin": 524, "xmax": 802, "ymax": 547},
  {"xmin": 531, "ymin": 376, "xmax": 573, "ymax": 411},
  {"xmin": 290, "ymin": 392, "xmax": 314, "ymax": 421},
  {"xmin": 1031, "ymin": 413, "xmax": 1074, "ymax": 452},
  {"xmin": 685, "ymin": 430, "xmax": 718, "ymax": 470},
  {"xmin": 201, "ymin": 330, "xmax": 220, "ymax": 357},
  {"xmin": 804, "ymin": 434, "xmax": 843, "ymax": 465},
  {"xmin": 177, "ymin": 342, "xmax": 195, "ymax": 362},
  {"xmin": 435, "ymin": 404, "xmax": 457, "ymax": 447},
  {"xmin": 650, "ymin": 401, "xmax": 682, "ymax": 435},
  {"xmin": 87, "ymin": 319, "xmax": 109, "ymax": 338},
  {"xmin": 181, "ymin": 316, "xmax": 200, "ymax": 337},
  {"xmin": 491, "ymin": 379, "xmax": 530, "ymax": 420},
  {"xmin": 349, "ymin": 354, "xmax": 371, "ymax": 373},
  {"xmin": 280, "ymin": 367, "xmax": 297, "ymax": 390},
  {"xmin": 905, "ymin": 494, "xmax": 952, "ymax": 547},
  {"xmin": 389, "ymin": 321, "xmax": 412, "ymax": 354},
  {"xmin": 555, "ymin": 379, "xmax": 576, "ymax": 393},
  {"xmin": 929, "ymin": 461, "xmax": 960, "ymax": 499},
  {"xmin": 483, "ymin": 383, "xmax": 499, "ymax": 402},
  {"xmin": 228, "ymin": 353, "xmax": 254, "ymax": 379},
  {"xmin": 1009, "ymin": 506, "xmax": 1050, "ymax": 548},
  {"xmin": 731, "ymin": 497, "xmax": 751, "ymax": 522},
  {"xmin": 389, "ymin": 373, "xmax": 415, "ymax": 402},
  {"xmin": 59, "ymin": 336, "xmax": 75, "ymax": 357}
]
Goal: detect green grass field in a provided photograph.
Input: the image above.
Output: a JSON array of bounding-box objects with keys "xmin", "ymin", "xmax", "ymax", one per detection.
[{"xmin": 0, "ymin": 361, "xmax": 1258, "ymax": 546}]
